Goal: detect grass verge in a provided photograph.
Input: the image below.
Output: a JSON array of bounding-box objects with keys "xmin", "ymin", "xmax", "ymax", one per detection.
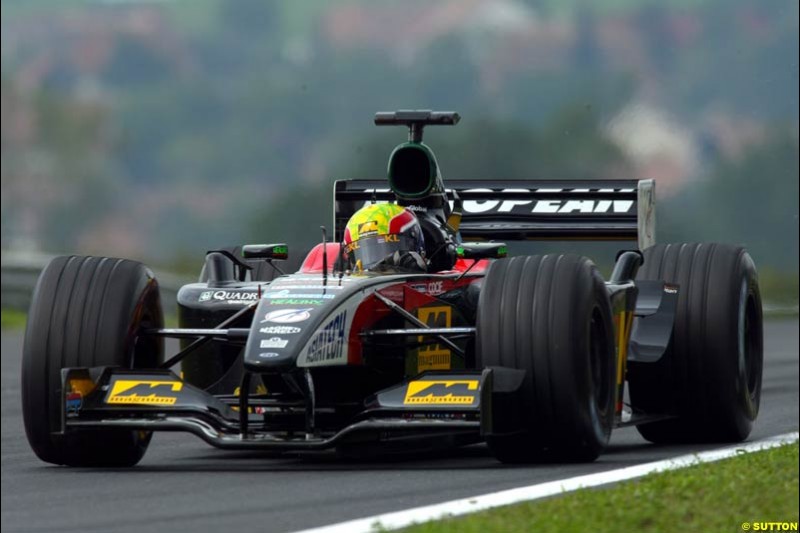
[
  {"xmin": 402, "ymin": 442, "xmax": 799, "ymax": 533},
  {"xmin": 760, "ymin": 269, "xmax": 799, "ymax": 316},
  {"xmin": 1, "ymin": 308, "xmax": 27, "ymax": 330}
]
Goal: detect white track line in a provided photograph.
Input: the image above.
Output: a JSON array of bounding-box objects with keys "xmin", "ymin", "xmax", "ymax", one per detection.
[{"xmin": 292, "ymin": 431, "xmax": 799, "ymax": 533}]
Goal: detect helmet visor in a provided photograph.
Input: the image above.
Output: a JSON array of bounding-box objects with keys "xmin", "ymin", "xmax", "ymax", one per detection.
[{"xmin": 347, "ymin": 234, "xmax": 420, "ymax": 271}]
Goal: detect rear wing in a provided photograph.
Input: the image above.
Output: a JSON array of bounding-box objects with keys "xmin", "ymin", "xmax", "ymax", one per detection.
[{"xmin": 334, "ymin": 179, "xmax": 656, "ymax": 250}]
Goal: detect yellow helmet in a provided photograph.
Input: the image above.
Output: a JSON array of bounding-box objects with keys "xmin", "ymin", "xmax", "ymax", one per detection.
[{"xmin": 343, "ymin": 203, "xmax": 425, "ymax": 271}]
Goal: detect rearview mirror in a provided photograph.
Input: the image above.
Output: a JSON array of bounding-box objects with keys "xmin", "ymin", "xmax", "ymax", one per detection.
[
  {"xmin": 456, "ymin": 242, "xmax": 507, "ymax": 260},
  {"xmin": 242, "ymin": 244, "xmax": 288, "ymax": 260}
]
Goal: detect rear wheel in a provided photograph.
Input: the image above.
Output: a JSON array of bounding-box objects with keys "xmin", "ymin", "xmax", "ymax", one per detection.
[
  {"xmin": 477, "ymin": 254, "xmax": 616, "ymax": 463},
  {"xmin": 21, "ymin": 256, "xmax": 164, "ymax": 466},
  {"xmin": 629, "ymin": 243, "xmax": 763, "ymax": 443}
]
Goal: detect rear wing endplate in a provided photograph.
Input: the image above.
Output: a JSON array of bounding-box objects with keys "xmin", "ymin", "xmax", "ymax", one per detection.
[{"xmin": 334, "ymin": 179, "xmax": 656, "ymax": 250}]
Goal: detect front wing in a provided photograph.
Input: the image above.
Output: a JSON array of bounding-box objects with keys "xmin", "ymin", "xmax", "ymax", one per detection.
[{"xmin": 59, "ymin": 367, "xmax": 526, "ymax": 450}]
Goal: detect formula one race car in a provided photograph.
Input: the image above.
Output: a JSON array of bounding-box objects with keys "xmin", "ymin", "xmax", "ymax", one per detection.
[{"xmin": 21, "ymin": 110, "xmax": 763, "ymax": 466}]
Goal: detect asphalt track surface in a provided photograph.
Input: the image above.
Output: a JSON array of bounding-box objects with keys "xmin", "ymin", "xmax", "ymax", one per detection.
[{"xmin": 2, "ymin": 320, "xmax": 797, "ymax": 533}]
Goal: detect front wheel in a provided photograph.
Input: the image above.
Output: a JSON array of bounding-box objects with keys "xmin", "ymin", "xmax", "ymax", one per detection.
[
  {"xmin": 21, "ymin": 256, "xmax": 164, "ymax": 466},
  {"xmin": 477, "ymin": 254, "xmax": 616, "ymax": 463}
]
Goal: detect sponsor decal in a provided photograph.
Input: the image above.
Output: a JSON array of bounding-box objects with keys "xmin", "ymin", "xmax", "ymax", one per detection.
[
  {"xmin": 417, "ymin": 306, "xmax": 452, "ymax": 371},
  {"xmin": 410, "ymin": 281, "xmax": 446, "ymax": 296},
  {"xmin": 65, "ymin": 391, "xmax": 82, "ymax": 416},
  {"xmin": 261, "ymin": 308, "xmax": 312, "ymax": 324},
  {"xmin": 458, "ymin": 188, "xmax": 635, "ymax": 215},
  {"xmin": 259, "ymin": 326, "xmax": 302, "ymax": 334},
  {"xmin": 260, "ymin": 337, "xmax": 289, "ymax": 349},
  {"xmin": 419, "ymin": 352, "xmax": 452, "ymax": 372},
  {"xmin": 360, "ymin": 189, "xmax": 633, "ymax": 215},
  {"xmin": 106, "ymin": 380, "xmax": 183, "ymax": 406},
  {"xmin": 305, "ymin": 311, "xmax": 347, "ymax": 364},
  {"xmin": 269, "ymin": 298, "xmax": 324, "ymax": 305},
  {"xmin": 199, "ymin": 290, "xmax": 260, "ymax": 303},
  {"xmin": 265, "ymin": 289, "xmax": 336, "ymax": 300},
  {"xmin": 403, "ymin": 380, "xmax": 479, "ymax": 405},
  {"xmin": 258, "ymin": 352, "xmax": 281, "ymax": 359},
  {"xmin": 427, "ymin": 281, "xmax": 444, "ymax": 295},
  {"xmin": 358, "ymin": 220, "xmax": 380, "ymax": 235}
]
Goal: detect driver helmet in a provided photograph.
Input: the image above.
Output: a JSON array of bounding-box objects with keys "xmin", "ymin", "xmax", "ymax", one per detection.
[{"xmin": 344, "ymin": 203, "xmax": 425, "ymax": 272}]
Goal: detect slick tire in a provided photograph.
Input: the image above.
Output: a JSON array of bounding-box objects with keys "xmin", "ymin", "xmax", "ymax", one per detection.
[
  {"xmin": 21, "ymin": 256, "xmax": 164, "ymax": 467},
  {"xmin": 629, "ymin": 243, "xmax": 763, "ymax": 443},
  {"xmin": 477, "ymin": 255, "xmax": 616, "ymax": 463}
]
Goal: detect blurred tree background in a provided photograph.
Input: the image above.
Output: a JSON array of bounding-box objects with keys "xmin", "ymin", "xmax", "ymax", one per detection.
[{"xmin": 1, "ymin": 0, "xmax": 797, "ymax": 299}]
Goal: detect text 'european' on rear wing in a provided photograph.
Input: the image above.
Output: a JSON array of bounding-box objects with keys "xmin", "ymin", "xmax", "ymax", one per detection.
[{"xmin": 334, "ymin": 179, "xmax": 656, "ymax": 250}]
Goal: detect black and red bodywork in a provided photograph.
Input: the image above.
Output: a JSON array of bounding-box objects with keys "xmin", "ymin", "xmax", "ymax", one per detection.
[
  {"xmin": 61, "ymin": 234, "xmax": 673, "ymax": 453},
  {"xmin": 58, "ymin": 110, "xmax": 677, "ymax": 453}
]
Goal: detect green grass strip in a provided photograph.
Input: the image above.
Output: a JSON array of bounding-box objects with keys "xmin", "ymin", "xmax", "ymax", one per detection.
[
  {"xmin": 403, "ymin": 442, "xmax": 799, "ymax": 533},
  {"xmin": 1, "ymin": 308, "xmax": 27, "ymax": 330}
]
